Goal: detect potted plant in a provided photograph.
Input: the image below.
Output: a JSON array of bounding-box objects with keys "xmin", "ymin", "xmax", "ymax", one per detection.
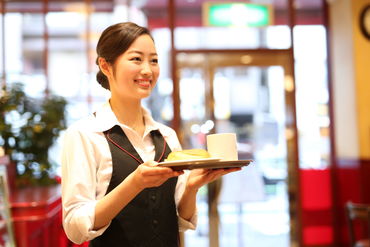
[{"xmin": 0, "ymin": 82, "xmax": 67, "ymax": 187}]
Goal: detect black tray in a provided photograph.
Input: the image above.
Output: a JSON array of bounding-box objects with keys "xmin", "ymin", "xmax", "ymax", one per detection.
[{"xmin": 158, "ymin": 159, "xmax": 252, "ymax": 171}]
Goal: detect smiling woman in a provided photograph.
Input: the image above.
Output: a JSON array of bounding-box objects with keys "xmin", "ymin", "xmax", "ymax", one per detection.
[
  {"xmin": 60, "ymin": 22, "xmax": 241, "ymax": 247},
  {"xmin": 99, "ymin": 34, "xmax": 159, "ymax": 102}
]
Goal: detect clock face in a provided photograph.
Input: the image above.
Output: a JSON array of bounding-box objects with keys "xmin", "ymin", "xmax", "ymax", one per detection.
[{"xmin": 360, "ymin": 5, "xmax": 370, "ymax": 40}]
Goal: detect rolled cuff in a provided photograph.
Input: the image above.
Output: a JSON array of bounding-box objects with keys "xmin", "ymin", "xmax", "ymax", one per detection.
[
  {"xmin": 178, "ymin": 209, "xmax": 198, "ymax": 232},
  {"xmin": 63, "ymin": 201, "xmax": 110, "ymax": 244}
]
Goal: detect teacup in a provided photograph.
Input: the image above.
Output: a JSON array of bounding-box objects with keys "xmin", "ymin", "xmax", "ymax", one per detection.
[{"xmin": 206, "ymin": 133, "xmax": 238, "ymax": 161}]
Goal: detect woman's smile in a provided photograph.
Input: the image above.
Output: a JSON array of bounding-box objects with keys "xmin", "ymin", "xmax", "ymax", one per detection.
[
  {"xmin": 106, "ymin": 34, "xmax": 159, "ymax": 99},
  {"xmin": 134, "ymin": 78, "xmax": 151, "ymax": 88}
]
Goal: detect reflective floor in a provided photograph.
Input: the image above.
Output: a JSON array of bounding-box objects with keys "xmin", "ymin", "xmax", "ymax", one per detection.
[{"xmin": 185, "ymin": 182, "xmax": 290, "ymax": 247}]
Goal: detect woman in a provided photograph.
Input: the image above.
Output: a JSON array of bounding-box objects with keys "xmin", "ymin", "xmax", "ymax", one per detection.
[{"xmin": 61, "ymin": 22, "xmax": 240, "ymax": 247}]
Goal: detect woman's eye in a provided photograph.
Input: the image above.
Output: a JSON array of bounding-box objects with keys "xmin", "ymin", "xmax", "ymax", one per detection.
[
  {"xmin": 131, "ymin": 57, "xmax": 141, "ymax": 62},
  {"xmin": 151, "ymin": 58, "xmax": 158, "ymax": 64}
]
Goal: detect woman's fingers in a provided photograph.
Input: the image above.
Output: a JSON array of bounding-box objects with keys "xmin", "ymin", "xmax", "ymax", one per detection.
[
  {"xmin": 141, "ymin": 161, "xmax": 183, "ymax": 176},
  {"xmin": 187, "ymin": 167, "xmax": 242, "ymax": 190},
  {"xmin": 206, "ymin": 167, "xmax": 241, "ymax": 180},
  {"xmin": 133, "ymin": 161, "xmax": 184, "ymax": 189}
]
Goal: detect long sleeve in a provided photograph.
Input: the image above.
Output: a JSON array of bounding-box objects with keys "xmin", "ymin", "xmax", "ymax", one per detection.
[
  {"xmin": 61, "ymin": 127, "xmax": 110, "ymax": 244},
  {"xmin": 175, "ymin": 171, "xmax": 198, "ymax": 231}
]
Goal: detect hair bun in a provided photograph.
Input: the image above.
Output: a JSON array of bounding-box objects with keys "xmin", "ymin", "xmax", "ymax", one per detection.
[{"xmin": 96, "ymin": 70, "xmax": 110, "ymax": 90}]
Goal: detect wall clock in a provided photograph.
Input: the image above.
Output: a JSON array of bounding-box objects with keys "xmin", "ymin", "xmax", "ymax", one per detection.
[{"xmin": 359, "ymin": 4, "xmax": 370, "ymax": 40}]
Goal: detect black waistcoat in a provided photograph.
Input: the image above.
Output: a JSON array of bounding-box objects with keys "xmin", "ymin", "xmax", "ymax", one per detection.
[{"xmin": 89, "ymin": 125, "xmax": 179, "ymax": 247}]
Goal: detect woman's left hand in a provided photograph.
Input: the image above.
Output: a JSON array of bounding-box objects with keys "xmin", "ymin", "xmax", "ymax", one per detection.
[
  {"xmin": 186, "ymin": 167, "xmax": 241, "ymax": 192},
  {"xmin": 178, "ymin": 167, "xmax": 241, "ymax": 221}
]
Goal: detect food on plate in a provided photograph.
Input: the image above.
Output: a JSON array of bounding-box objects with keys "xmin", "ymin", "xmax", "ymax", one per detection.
[{"xmin": 166, "ymin": 149, "xmax": 210, "ymax": 161}]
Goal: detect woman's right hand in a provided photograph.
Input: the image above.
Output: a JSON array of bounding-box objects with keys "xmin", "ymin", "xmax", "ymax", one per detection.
[
  {"xmin": 130, "ymin": 161, "xmax": 183, "ymax": 190},
  {"xmin": 93, "ymin": 161, "xmax": 182, "ymax": 230}
]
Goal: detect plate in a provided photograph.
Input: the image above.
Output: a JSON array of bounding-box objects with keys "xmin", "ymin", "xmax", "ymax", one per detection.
[{"xmin": 158, "ymin": 159, "xmax": 252, "ymax": 171}]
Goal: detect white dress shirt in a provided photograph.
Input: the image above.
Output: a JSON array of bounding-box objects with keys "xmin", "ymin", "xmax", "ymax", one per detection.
[{"xmin": 61, "ymin": 101, "xmax": 197, "ymax": 244}]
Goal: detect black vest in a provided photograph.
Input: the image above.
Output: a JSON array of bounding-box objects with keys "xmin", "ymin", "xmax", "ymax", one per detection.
[{"xmin": 90, "ymin": 125, "xmax": 179, "ymax": 247}]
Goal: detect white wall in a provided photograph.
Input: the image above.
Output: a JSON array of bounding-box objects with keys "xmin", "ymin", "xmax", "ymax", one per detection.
[{"xmin": 329, "ymin": 0, "xmax": 359, "ymax": 159}]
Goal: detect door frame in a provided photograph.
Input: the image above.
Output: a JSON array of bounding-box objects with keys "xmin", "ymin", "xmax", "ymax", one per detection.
[{"xmin": 173, "ymin": 48, "xmax": 301, "ymax": 247}]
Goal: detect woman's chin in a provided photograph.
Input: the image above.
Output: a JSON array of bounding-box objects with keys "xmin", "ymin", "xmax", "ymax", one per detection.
[{"xmin": 137, "ymin": 90, "xmax": 152, "ymax": 99}]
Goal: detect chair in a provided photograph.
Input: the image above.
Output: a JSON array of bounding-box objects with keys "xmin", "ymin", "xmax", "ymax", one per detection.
[{"xmin": 346, "ymin": 201, "xmax": 370, "ymax": 247}]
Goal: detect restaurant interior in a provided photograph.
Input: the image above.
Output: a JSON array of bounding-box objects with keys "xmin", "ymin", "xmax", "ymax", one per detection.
[{"xmin": 0, "ymin": 0, "xmax": 370, "ymax": 246}]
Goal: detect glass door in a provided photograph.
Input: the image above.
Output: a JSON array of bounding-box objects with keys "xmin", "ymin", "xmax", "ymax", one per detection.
[{"xmin": 177, "ymin": 50, "xmax": 299, "ymax": 247}]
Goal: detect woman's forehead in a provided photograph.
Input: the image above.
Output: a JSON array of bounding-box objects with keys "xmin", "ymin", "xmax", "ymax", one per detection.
[{"xmin": 126, "ymin": 35, "xmax": 157, "ymax": 55}]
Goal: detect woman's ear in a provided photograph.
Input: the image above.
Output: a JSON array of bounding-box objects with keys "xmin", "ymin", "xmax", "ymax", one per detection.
[{"xmin": 98, "ymin": 57, "xmax": 112, "ymax": 78}]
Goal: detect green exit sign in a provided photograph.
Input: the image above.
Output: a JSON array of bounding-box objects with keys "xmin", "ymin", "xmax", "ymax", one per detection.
[{"xmin": 203, "ymin": 2, "xmax": 273, "ymax": 27}]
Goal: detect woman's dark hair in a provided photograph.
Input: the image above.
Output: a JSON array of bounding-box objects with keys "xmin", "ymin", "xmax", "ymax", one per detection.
[{"xmin": 96, "ymin": 22, "xmax": 152, "ymax": 90}]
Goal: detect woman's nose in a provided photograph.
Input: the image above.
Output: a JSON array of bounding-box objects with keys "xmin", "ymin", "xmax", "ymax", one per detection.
[{"xmin": 141, "ymin": 62, "xmax": 152, "ymax": 76}]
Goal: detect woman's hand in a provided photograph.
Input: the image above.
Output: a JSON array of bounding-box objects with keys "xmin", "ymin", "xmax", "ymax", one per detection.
[
  {"xmin": 177, "ymin": 167, "xmax": 241, "ymax": 221},
  {"xmin": 94, "ymin": 161, "xmax": 182, "ymax": 230},
  {"xmin": 186, "ymin": 167, "xmax": 241, "ymax": 192},
  {"xmin": 130, "ymin": 161, "xmax": 184, "ymax": 190}
]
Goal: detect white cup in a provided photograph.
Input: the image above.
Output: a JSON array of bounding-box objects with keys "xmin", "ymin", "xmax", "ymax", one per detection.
[{"xmin": 206, "ymin": 133, "xmax": 238, "ymax": 161}]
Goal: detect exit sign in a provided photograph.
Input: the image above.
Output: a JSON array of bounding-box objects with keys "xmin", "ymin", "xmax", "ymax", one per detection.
[{"xmin": 203, "ymin": 2, "xmax": 273, "ymax": 27}]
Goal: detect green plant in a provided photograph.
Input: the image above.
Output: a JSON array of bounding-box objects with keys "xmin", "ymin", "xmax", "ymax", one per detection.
[{"xmin": 0, "ymin": 82, "xmax": 67, "ymax": 187}]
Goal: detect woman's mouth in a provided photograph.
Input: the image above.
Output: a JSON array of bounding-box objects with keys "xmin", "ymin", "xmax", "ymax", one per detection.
[{"xmin": 135, "ymin": 79, "xmax": 151, "ymax": 88}]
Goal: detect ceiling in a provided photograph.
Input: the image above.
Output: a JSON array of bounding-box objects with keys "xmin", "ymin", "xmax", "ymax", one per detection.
[
  {"xmin": 2, "ymin": 0, "xmax": 324, "ymax": 26},
  {"xmin": 142, "ymin": 0, "xmax": 323, "ymax": 10},
  {"xmin": 3, "ymin": 0, "xmax": 323, "ymax": 10}
]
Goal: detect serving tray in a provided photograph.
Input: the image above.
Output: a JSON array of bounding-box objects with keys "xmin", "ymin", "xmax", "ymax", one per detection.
[{"xmin": 158, "ymin": 159, "xmax": 252, "ymax": 171}]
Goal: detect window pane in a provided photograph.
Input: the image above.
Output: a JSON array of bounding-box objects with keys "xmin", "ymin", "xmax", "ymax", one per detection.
[{"xmin": 294, "ymin": 25, "xmax": 330, "ymax": 169}]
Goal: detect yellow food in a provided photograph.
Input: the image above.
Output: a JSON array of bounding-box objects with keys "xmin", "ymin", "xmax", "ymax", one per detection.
[{"xmin": 166, "ymin": 149, "xmax": 210, "ymax": 161}]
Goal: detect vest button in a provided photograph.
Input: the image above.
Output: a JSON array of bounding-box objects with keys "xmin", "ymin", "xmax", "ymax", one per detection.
[
  {"xmin": 151, "ymin": 195, "xmax": 156, "ymax": 201},
  {"xmin": 153, "ymin": 219, "xmax": 159, "ymax": 225}
]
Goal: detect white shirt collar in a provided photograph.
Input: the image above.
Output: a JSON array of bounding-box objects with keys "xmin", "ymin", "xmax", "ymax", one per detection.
[{"xmin": 92, "ymin": 101, "xmax": 170, "ymax": 138}]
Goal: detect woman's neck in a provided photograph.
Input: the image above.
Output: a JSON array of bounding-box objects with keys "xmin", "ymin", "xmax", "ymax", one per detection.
[{"xmin": 109, "ymin": 97, "xmax": 145, "ymax": 136}]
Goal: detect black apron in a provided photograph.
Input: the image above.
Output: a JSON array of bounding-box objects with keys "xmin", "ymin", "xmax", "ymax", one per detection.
[{"xmin": 90, "ymin": 125, "xmax": 179, "ymax": 247}]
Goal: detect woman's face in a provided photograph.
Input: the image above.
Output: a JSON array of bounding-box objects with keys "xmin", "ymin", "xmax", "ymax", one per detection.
[{"xmin": 109, "ymin": 34, "xmax": 159, "ymax": 101}]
